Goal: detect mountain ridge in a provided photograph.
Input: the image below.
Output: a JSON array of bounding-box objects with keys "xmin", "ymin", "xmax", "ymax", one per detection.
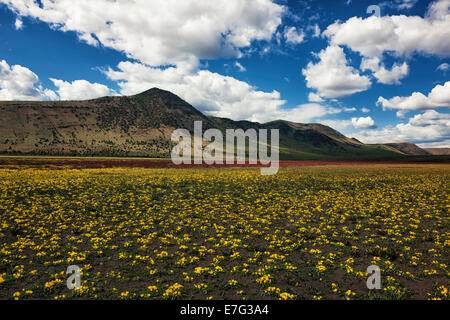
[
  {"xmin": 381, "ymin": 143, "xmax": 430, "ymax": 156},
  {"xmin": 0, "ymin": 88, "xmax": 435, "ymax": 160}
]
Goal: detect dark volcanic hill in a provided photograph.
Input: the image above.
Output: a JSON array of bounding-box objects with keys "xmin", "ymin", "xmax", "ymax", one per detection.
[{"xmin": 0, "ymin": 88, "xmax": 400, "ymax": 160}]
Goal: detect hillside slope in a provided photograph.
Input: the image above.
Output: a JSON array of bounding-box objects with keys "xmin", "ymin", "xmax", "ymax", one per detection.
[
  {"xmin": 424, "ymin": 148, "xmax": 450, "ymax": 155},
  {"xmin": 0, "ymin": 88, "xmax": 400, "ymax": 160},
  {"xmin": 382, "ymin": 143, "xmax": 430, "ymax": 156},
  {"xmin": 0, "ymin": 88, "xmax": 215, "ymax": 157}
]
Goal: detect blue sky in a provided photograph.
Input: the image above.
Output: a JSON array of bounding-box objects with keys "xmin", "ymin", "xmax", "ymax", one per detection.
[{"xmin": 0, "ymin": 0, "xmax": 449, "ymax": 147}]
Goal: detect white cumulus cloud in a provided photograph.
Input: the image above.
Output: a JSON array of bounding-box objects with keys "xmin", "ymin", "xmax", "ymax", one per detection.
[
  {"xmin": 0, "ymin": 59, "xmax": 114, "ymax": 101},
  {"xmin": 377, "ymin": 81, "xmax": 450, "ymax": 115},
  {"xmin": 1, "ymin": 0, "xmax": 285, "ymax": 68},
  {"xmin": 352, "ymin": 116, "xmax": 376, "ymax": 129},
  {"xmin": 323, "ymin": 0, "xmax": 450, "ymax": 59},
  {"xmin": 50, "ymin": 79, "xmax": 116, "ymax": 101},
  {"xmin": 353, "ymin": 110, "xmax": 450, "ymax": 145},
  {"xmin": 302, "ymin": 45, "xmax": 371, "ymax": 98},
  {"xmin": 361, "ymin": 57, "xmax": 409, "ymax": 85},
  {"xmin": 0, "ymin": 59, "xmax": 56, "ymax": 100}
]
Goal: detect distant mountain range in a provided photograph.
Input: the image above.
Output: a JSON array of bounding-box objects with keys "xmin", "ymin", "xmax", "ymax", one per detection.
[
  {"xmin": 423, "ymin": 148, "xmax": 450, "ymax": 155},
  {"xmin": 380, "ymin": 143, "xmax": 450, "ymax": 156},
  {"xmin": 0, "ymin": 88, "xmax": 448, "ymax": 160},
  {"xmin": 381, "ymin": 143, "xmax": 430, "ymax": 156}
]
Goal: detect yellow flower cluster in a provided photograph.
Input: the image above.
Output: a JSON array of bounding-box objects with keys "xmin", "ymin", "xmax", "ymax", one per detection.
[{"xmin": 162, "ymin": 283, "xmax": 183, "ymax": 299}]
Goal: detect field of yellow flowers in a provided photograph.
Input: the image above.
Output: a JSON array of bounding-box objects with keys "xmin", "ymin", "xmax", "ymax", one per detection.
[{"xmin": 0, "ymin": 162, "xmax": 448, "ymax": 300}]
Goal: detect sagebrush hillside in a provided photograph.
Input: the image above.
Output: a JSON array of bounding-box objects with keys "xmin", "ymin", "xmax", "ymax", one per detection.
[{"xmin": 0, "ymin": 88, "xmax": 403, "ymax": 160}]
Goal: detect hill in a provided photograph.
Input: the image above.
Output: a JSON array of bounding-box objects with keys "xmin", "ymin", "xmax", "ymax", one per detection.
[
  {"xmin": 0, "ymin": 88, "xmax": 404, "ymax": 160},
  {"xmin": 424, "ymin": 148, "xmax": 450, "ymax": 155},
  {"xmin": 382, "ymin": 143, "xmax": 430, "ymax": 156}
]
